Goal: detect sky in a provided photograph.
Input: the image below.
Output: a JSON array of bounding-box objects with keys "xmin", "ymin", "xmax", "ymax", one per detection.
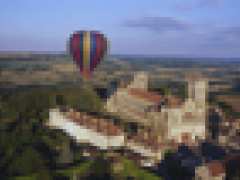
[{"xmin": 0, "ymin": 0, "xmax": 239, "ymax": 57}]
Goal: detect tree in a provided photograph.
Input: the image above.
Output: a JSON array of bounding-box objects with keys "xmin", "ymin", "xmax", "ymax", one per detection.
[{"xmin": 0, "ymin": 88, "xmax": 71, "ymax": 179}]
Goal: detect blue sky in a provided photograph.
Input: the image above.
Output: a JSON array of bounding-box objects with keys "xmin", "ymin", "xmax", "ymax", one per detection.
[{"xmin": 0, "ymin": 0, "xmax": 239, "ymax": 57}]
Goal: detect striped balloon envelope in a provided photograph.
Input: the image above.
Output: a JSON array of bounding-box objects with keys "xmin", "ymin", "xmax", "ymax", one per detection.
[{"xmin": 69, "ymin": 31, "xmax": 108, "ymax": 79}]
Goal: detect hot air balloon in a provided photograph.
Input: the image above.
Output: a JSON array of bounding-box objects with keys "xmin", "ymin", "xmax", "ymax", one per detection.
[{"xmin": 69, "ymin": 31, "xmax": 108, "ymax": 79}]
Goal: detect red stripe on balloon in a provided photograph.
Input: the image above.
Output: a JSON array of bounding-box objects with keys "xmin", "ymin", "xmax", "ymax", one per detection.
[
  {"xmin": 100, "ymin": 34, "xmax": 104, "ymax": 65},
  {"xmin": 72, "ymin": 33, "xmax": 82, "ymax": 72}
]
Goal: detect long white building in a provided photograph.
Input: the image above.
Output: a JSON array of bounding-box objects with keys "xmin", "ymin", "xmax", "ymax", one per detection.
[
  {"xmin": 48, "ymin": 108, "xmax": 165, "ymax": 166},
  {"xmin": 48, "ymin": 109, "xmax": 125, "ymax": 150}
]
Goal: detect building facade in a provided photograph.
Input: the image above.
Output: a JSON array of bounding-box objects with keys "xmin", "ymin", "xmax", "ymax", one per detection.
[{"xmin": 106, "ymin": 71, "xmax": 208, "ymax": 144}]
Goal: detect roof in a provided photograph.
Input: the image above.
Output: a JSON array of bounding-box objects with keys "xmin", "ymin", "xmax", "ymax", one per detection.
[
  {"xmin": 128, "ymin": 88, "xmax": 162, "ymax": 104},
  {"xmin": 128, "ymin": 133, "xmax": 165, "ymax": 151},
  {"xmin": 166, "ymin": 95, "xmax": 183, "ymax": 107},
  {"xmin": 67, "ymin": 111, "xmax": 123, "ymax": 136},
  {"xmin": 207, "ymin": 161, "xmax": 225, "ymax": 177}
]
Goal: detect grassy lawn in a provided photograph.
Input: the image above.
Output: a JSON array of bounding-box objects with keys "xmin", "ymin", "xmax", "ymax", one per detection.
[
  {"xmin": 12, "ymin": 157, "xmax": 162, "ymax": 180},
  {"xmin": 120, "ymin": 158, "xmax": 161, "ymax": 180},
  {"xmin": 55, "ymin": 160, "xmax": 94, "ymax": 179},
  {"xmin": 12, "ymin": 174, "xmax": 38, "ymax": 180}
]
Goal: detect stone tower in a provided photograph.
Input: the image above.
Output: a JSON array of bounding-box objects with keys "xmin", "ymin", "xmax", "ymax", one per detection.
[
  {"xmin": 127, "ymin": 71, "xmax": 148, "ymax": 90},
  {"xmin": 194, "ymin": 80, "xmax": 207, "ymax": 109},
  {"xmin": 188, "ymin": 80, "xmax": 195, "ymax": 100}
]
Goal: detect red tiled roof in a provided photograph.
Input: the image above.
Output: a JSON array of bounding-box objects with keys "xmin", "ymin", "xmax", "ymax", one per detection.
[
  {"xmin": 183, "ymin": 112, "xmax": 195, "ymax": 120},
  {"xmin": 130, "ymin": 133, "xmax": 164, "ymax": 151},
  {"xmin": 166, "ymin": 96, "xmax": 183, "ymax": 107},
  {"xmin": 67, "ymin": 111, "xmax": 123, "ymax": 136},
  {"xmin": 128, "ymin": 88, "xmax": 162, "ymax": 104},
  {"xmin": 207, "ymin": 161, "xmax": 225, "ymax": 177}
]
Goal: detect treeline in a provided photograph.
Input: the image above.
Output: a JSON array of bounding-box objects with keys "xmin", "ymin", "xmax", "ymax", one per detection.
[{"xmin": 0, "ymin": 85, "xmax": 103, "ymax": 179}]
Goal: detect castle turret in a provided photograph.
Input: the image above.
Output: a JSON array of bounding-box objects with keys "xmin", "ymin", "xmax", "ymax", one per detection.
[
  {"xmin": 187, "ymin": 75, "xmax": 208, "ymax": 110},
  {"xmin": 188, "ymin": 80, "xmax": 195, "ymax": 100},
  {"xmin": 194, "ymin": 80, "xmax": 207, "ymax": 109},
  {"xmin": 127, "ymin": 71, "xmax": 148, "ymax": 90}
]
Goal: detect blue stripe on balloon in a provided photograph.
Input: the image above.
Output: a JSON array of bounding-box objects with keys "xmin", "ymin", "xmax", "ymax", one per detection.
[
  {"xmin": 90, "ymin": 32, "xmax": 96, "ymax": 71},
  {"xmin": 79, "ymin": 31, "xmax": 84, "ymax": 71}
]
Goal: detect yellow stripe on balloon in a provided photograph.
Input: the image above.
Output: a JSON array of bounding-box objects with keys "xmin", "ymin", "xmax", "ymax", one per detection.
[{"xmin": 83, "ymin": 31, "xmax": 90, "ymax": 77}]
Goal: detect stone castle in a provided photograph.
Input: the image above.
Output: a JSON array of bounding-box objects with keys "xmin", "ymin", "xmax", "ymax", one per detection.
[{"xmin": 106, "ymin": 71, "xmax": 208, "ymax": 144}]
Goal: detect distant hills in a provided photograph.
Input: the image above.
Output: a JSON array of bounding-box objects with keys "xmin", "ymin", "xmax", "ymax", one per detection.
[
  {"xmin": 0, "ymin": 51, "xmax": 240, "ymax": 62},
  {"xmin": 111, "ymin": 54, "xmax": 240, "ymax": 62}
]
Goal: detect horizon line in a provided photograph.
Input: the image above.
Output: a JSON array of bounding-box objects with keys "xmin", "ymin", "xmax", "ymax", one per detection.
[{"xmin": 0, "ymin": 51, "xmax": 239, "ymax": 59}]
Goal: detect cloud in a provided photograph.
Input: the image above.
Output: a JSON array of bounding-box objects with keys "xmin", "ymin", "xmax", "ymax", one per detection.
[
  {"xmin": 222, "ymin": 26, "xmax": 240, "ymax": 37},
  {"xmin": 176, "ymin": 0, "xmax": 223, "ymax": 11},
  {"xmin": 203, "ymin": 26, "xmax": 240, "ymax": 49},
  {"xmin": 124, "ymin": 17, "xmax": 190, "ymax": 33},
  {"xmin": 198, "ymin": 0, "xmax": 222, "ymax": 7},
  {"xmin": 122, "ymin": 16, "xmax": 240, "ymax": 57}
]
